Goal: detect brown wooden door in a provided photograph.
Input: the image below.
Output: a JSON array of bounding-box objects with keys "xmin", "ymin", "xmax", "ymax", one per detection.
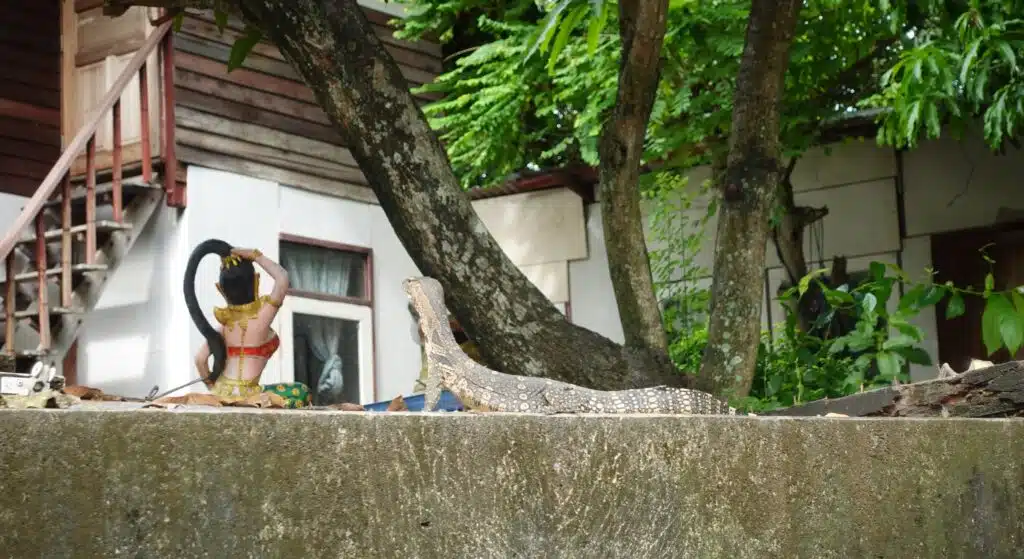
[
  {"xmin": 932, "ymin": 223, "xmax": 1024, "ymax": 371},
  {"xmin": 0, "ymin": 2, "xmax": 62, "ymax": 196}
]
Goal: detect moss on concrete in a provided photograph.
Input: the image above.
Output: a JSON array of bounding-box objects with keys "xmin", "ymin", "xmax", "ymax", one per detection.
[{"xmin": 0, "ymin": 409, "xmax": 1022, "ymax": 558}]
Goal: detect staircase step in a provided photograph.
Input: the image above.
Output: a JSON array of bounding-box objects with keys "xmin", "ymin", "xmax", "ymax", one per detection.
[
  {"xmin": 42, "ymin": 176, "xmax": 160, "ymax": 210},
  {"xmin": 13, "ymin": 306, "xmax": 80, "ymax": 319},
  {"xmin": 10, "ymin": 263, "xmax": 108, "ymax": 284},
  {"xmin": 15, "ymin": 220, "xmax": 134, "ymax": 249}
]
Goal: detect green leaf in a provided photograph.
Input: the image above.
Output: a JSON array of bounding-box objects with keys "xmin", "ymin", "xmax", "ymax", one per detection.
[
  {"xmin": 215, "ymin": 10, "xmax": 229, "ymax": 33},
  {"xmin": 946, "ymin": 292, "xmax": 966, "ymax": 319},
  {"xmin": 227, "ymin": 27, "xmax": 263, "ymax": 72},
  {"xmin": 899, "ymin": 284, "xmax": 926, "ymax": 311},
  {"xmin": 894, "ymin": 346, "xmax": 933, "ymax": 366},
  {"xmin": 862, "ymin": 292, "xmax": 878, "ymax": 314},
  {"xmin": 585, "ymin": 0, "xmax": 608, "ymax": 56},
  {"xmin": 892, "ymin": 320, "xmax": 924, "ymax": 342},
  {"xmin": 526, "ymin": 0, "xmax": 571, "ymax": 63},
  {"xmin": 798, "ymin": 268, "xmax": 829, "ymax": 297},
  {"xmin": 1012, "ymin": 289, "xmax": 1024, "ymax": 315},
  {"xmin": 875, "ymin": 351, "xmax": 902, "ymax": 379},
  {"xmin": 918, "ymin": 284, "xmax": 946, "ymax": 307},
  {"xmin": 882, "ymin": 333, "xmax": 917, "ymax": 350},
  {"xmin": 549, "ymin": 6, "xmax": 587, "ymax": 73},
  {"xmin": 981, "ymin": 294, "xmax": 1019, "ymax": 356},
  {"xmin": 997, "ymin": 41, "xmax": 1018, "ymax": 72},
  {"xmin": 984, "ymin": 272, "xmax": 995, "ymax": 294},
  {"xmin": 869, "ymin": 261, "xmax": 886, "ymax": 282}
]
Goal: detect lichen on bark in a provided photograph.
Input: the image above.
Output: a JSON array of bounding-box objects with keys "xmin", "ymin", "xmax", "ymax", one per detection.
[
  {"xmin": 598, "ymin": 0, "xmax": 670, "ymax": 355},
  {"xmin": 696, "ymin": 0, "xmax": 805, "ymax": 400}
]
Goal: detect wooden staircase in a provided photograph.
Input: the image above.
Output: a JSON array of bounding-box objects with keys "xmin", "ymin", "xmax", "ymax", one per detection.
[{"xmin": 0, "ymin": 20, "xmax": 179, "ymax": 375}]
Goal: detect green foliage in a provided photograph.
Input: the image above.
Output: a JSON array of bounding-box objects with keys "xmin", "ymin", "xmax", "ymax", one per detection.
[
  {"xmin": 397, "ymin": 0, "xmax": 900, "ymax": 189},
  {"xmin": 646, "ymin": 170, "xmax": 716, "ymax": 333},
  {"xmin": 865, "ymin": 1, "xmax": 1024, "ymax": 149},
  {"xmin": 668, "ymin": 252, "xmax": 1024, "ymax": 412}
]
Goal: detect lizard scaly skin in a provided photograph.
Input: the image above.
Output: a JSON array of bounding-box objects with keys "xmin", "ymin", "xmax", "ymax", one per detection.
[{"xmin": 403, "ymin": 277, "xmax": 737, "ymax": 415}]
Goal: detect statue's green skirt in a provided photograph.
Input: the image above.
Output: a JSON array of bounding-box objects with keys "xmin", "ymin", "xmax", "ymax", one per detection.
[{"xmin": 262, "ymin": 382, "xmax": 313, "ymax": 409}]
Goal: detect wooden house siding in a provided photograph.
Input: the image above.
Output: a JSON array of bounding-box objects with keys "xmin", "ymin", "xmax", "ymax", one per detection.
[
  {"xmin": 0, "ymin": 2, "xmax": 62, "ymax": 196},
  {"xmin": 172, "ymin": 9, "xmax": 444, "ymax": 203}
]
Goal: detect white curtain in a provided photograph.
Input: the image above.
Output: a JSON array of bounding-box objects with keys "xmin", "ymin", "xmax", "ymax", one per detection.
[{"xmin": 282, "ymin": 245, "xmax": 361, "ymax": 403}]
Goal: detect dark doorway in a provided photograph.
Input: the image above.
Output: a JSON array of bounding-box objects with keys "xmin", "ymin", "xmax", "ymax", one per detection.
[{"xmin": 931, "ymin": 222, "xmax": 1024, "ymax": 372}]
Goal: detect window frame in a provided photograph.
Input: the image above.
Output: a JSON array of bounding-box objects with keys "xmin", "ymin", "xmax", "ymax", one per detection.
[
  {"xmin": 275, "ymin": 234, "xmax": 377, "ymax": 403},
  {"xmin": 275, "ymin": 297, "xmax": 376, "ymax": 405},
  {"xmin": 279, "ymin": 233, "xmax": 374, "ymax": 307}
]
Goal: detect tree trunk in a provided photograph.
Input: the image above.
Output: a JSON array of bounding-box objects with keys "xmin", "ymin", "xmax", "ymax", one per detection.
[
  {"xmin": 696, "ymin": 0, "xmax": 804, "ymax": 400},
  {"xmin": 598, "ymin": 0, "xmax": 670, "ymax": 353},
  {"xmin": 771, "ymin": 159, "xmax": 831, "ymax": 332},
  {"xmin": 105, "ymin": 0, "xmax": 685, "ymax": 391}
]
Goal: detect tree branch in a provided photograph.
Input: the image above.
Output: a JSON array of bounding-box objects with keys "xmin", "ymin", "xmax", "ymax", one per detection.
[{"xmin": 597, "ymin": 0, "xmax": 672, "ymax": 353}]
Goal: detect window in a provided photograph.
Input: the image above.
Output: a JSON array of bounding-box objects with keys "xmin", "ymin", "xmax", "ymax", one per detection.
[{"xmin": 274, "ymin": 235, "xmax": 375, "ymax": 406}]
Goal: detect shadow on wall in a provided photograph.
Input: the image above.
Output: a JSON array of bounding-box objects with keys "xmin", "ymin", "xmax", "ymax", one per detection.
[{"xmin": 76, "ymin": 207, "xmax": 178, "ymax": 398}]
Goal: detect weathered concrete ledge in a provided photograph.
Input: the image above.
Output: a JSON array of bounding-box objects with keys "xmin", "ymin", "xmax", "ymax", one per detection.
[{"xmin": 1, "ymin": 409, "xmax": 1022, "ymax": 558}]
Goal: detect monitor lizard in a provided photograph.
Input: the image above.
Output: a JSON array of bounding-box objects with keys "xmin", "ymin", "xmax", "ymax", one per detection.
[{"xmin": 403, "ymin": 276, "xmax": 738, "ymax": 415}]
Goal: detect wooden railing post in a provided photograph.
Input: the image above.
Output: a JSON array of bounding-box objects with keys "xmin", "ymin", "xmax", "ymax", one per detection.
[
  {"xmin": 60, "ymin": 174, "xmax": 72, "ymax": 308},
  {"xmin": 85, "ymin": 135, "xmax": 97, "ymax": 265},
  {"xmin": 112, "ymin": 99, "xmax": 124, "ymax": 223},
  {"xmin": 139, "ymin": 63, "xmax": 152, "ymax": 184},
  {"xmin": 161, "ymin": 30, "xmax": 180, "ymax": 206},
  {"xmin": 4, "ymin": 254, "xmax": 14, "ymax": 357},
  {"xmin": 34, "ymin": 214, "xmax": 50, "ymax": 351}
]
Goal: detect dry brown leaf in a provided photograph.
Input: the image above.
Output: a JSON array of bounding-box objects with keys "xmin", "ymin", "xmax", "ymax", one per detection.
[
  {"xmin": 63, "ymin": 385, "xmax": 104, "ymax": 399},
  {"xmin": 63, "ymin": 385, "xmax": 139, "ymax": 401},
  {"xmin": 147, "ymin": 391, "xmax": 291, "ymax": 409},
  {"xmin": 152, "ymin": 393, "xmax": 224, "ymax": 407},
  {"xmin": 386, "ymin": 395, "xmax": 408, "ymax": 412},
  {"xmin": 328, "ymin": 402, "xmax": 366, "ymax": 411}
]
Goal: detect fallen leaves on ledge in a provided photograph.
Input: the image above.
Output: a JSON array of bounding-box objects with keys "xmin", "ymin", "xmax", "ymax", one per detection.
[
  {"xmin": 386, "ymin": 395, "xmax": 408, "ymax": 412},
  {"xmin": 63, "ymin": 385, "xmax": 140, "ymax": 401},
  {"xmin": 0, "ymin": 389, "xmax": 79, "ymax": 409},
  {"xmin": 326, "ymin": 402, "xmax": 366, "ymax": 411},
  {"xmin": 143, "ymin": 392, "xmax": 290, "ymax": 409}
]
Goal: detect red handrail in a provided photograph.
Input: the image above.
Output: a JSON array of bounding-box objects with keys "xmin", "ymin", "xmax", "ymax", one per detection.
[{"xmin": 1, "ymin": 18, "xmax": 177, "ymax": 357}]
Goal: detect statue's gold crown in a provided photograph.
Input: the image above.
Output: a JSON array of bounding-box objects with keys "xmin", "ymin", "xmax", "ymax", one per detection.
[{"xmin": 221, "ymin": 254, "xmax": 242, "ymax": 269}]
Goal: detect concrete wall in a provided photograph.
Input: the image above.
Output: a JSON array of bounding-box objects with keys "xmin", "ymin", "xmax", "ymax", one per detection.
[{"xmin": 1, "ymin": 409, "xmax": 1022, "ymax": 558}]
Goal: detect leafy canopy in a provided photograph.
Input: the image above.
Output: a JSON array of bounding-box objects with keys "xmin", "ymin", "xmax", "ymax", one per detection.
[
  {"xmin": 864, "ymin": 0, "xmax": 1024, "ymax": 150},
  {"xmin": 394, "ymin": 0, "xmax": 901, "ymax": 189}
]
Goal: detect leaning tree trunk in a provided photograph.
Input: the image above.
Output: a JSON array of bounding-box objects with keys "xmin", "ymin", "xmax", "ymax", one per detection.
[
  {"xmin": 104, "ymin": 0, "xmax": 685, "ymax": 391},
  {"xmin": 696, "ymin": 0, "xmax": 804, "ymax": 399},
  {"xmin": 598, "ymin": 0, "xmax": 670, "ymax": 354}
]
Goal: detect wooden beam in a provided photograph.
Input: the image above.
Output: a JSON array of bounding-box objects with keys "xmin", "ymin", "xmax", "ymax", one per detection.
[
  {"xmin": 177, "ymin": 145, "xmax": 377, "ymax": 206},
  {"xmin": 175, "ymin": 106, "xmax": 359, "ymax": 167},
  {"xmin": 174, "ymin": 68, "xmax": 331, "ymax": 125},
  {"xmin": 0, "ymin": 99, "xmax": 61, "ymax": 128},
  {"xmin": 176, "ymin": 128, "xmax": 368, "ymax": 185},
  {"xmin": 174, "ymin": 88, "xmax": 345, "ymax": 146},
  {"xmin": 764, "ymin": 360, "xmax": 1024, "ymax": 418}
]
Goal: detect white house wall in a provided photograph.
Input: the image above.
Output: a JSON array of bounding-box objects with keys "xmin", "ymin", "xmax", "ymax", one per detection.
[
  {"xmin": 76, "ymin": 206, "xmax": 182, "ymax": 395},
  {"xmin": 568, "ymin": 204, "xmax": 625, "ymax": 344},
  {"xmin": 0, "ymin": 193, "xmax": 27, "ymax": 283},
  {"xmin": 902, "ymin": 127, "xmax": 1024, "ymax": 237}
]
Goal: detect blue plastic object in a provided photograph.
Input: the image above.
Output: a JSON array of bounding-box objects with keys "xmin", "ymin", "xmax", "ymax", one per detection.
[{"xmin": 362, "ymin": 389, "xmax": 464, "ymax": 412}]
